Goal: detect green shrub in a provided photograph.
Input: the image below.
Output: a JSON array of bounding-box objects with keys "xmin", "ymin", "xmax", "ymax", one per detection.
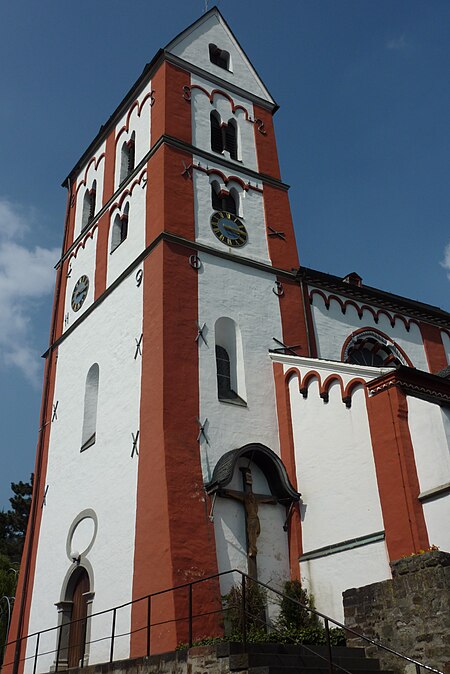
[{"xmin": 278, "ymin": 579, "xmax": 319, "ymax": 629}]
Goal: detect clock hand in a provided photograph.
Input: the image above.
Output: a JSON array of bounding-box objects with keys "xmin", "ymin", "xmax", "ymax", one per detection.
[{"xmin": 223, "ymin": 224, "xmax": 241, "ymax": 234}]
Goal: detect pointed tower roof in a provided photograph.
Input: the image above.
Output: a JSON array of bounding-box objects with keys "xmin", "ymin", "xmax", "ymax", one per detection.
[{"xmin": 165, "ymin": 6, "xmax": 275, "ymax": 104}]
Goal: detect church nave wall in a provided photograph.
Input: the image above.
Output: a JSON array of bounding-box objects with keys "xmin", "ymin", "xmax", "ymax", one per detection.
[
  {"xmin": 442, "ymin": 330, "xmax": 450, "ymax": 365},
  {"xmin": 407, "ymin": 397, "xmax": 450, "ymax": 554},
  {"xmin": 308, "ymin": 287, "xmax": 429, "ymax": 370}
]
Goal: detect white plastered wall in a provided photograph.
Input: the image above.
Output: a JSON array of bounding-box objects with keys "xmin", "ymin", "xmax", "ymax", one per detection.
[
  {"xmin": 309, "ymin": 287, "xmax": 429, "ymax": 371},
  {"xmin": 73, "ymin": 141, "xmax": 106, "ymax": 239},
  {"xmin": 407, "ymin": 396, "xmax": 450, "ymax": 553},
  {"xmin": 114, "ymin": 81, "xmax": 152, "ymax": 190},
  {"xmin": 198, "ymin": 254, "xmax": 285, "ymax": 584},
  {"xmin": 193, "ymin": 157, "xmax": 268, "ymax": 263},
  {"xmin": 191, "ymin": 74, "xmax": 258, "ymax": 171},
  {"xmin": 107, "ymin": 176, "xmax": 147, "ymax": 287},
  {"xmin": 167, "ymin": 13, "xmax": 272, "ymax": 103},
  {"xmin": 442, "ymin": 331, "xmax": 450, "ymax": 364},
  {"xmin": 300, "ymin": 541, "xmax": 390, "ymax": 622},
  {"xmin": 64, "ymin": 229, "xmax": 98, "ymax": 331},
  {"xmin": 24, "ymin": 273, "xmax": 143, "ymax": 673},
  {"xmin": 279, "ymin": 356, "xmax": 392, "ymax": 621}
]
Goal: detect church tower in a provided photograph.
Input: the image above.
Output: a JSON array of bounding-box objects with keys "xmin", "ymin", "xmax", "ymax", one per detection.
[{"xmin": 5, "ymin": 9, "xmax": 307, "ymax": 674}]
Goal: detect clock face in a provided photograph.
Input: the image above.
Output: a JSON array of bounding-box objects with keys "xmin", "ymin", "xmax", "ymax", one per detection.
[
  {"xmin": 71, "ymin": 275, "xmax": 89, "ymax": 312},
  {"xmin": 210, "ymin": 211, "xmax": 248, "ymax": 248}
]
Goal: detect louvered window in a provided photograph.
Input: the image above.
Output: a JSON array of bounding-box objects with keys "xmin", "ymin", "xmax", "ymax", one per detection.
[
  {"xmin": 210, "ymin": 112, "xmax": 223, "ymax": 153},
  {"xmin": 223, "ymin": 192, "xmax": 236, "ymax": 215},
  {"xmin": 225, "ymin": 121, "xmax": 237, "ymax": 160},
  {"xmin": 88, "ymin": 190, "xmax": 96, "ymax": 222},
  {"xmin": 127, "ymin": 140, "xmax": 135, "ymax": 175},
  {"xmin": 211, "ymin": 184, "xmax": 237, "ymax": 215},
  {"xmin": 209, "ymin": 44, "xmax": 230, "ymax": 70},
  {"xmin": 211, "ymin": 183, "xmax": 222, "ymax": 211}
]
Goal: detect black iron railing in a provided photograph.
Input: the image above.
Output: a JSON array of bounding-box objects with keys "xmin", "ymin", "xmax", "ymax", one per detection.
[{"xmin": 1, "ymin": 569, "xmax": 444, "ymax": 674}]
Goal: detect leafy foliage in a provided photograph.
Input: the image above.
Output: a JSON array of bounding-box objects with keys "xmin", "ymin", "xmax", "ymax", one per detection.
[
  {"xmin": 277, "ymin": 579, "xmax": 319, "ymax": 630},
  {"xmin": 0, "ymin": 476, "xmax": 33, "ymax": 664},
  {"xmin": 224, "ymin": 580, "xmax": 267, "ymax": 635},
  {"xmin": 0, "ymin": 477, "xmax": 33, "ymax": 564}
]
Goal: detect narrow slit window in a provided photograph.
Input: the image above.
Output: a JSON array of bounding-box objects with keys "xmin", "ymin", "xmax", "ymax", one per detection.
[
  {"xmin": 215, "ymin": 317, "xmax": 246, "ymax": 405},
  {"xmin": 81, "ymin": 364, "xmax": 99, "ymax": 451}
]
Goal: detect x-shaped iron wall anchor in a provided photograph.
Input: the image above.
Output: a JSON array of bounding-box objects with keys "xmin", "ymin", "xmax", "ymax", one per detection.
[
  {"xmin": 52, "ymin": 401, "xmax": 59, "ymax": 422},
  {"xmin": 272, "ymin": 337, "xmax": 301, "ymax": 356},
  {"xmin": 42, "ymin": 485, "xmax": 49, "ymax": 508},
  {"xmin": 131, "ymin": 430, "xmax": 140, "ymax": 458},
  {"xmin": 267, "ymin": 226, "xmax": 286, "ymax": 240},
  {"xmin": 182, "ymin": 161, "xmax": 193, "ymax": 179},
  {"xmin": 134, "ymin": 334, "xmax": 143, "ymax": 359},
  {"xmin": 195, "ymin": 322, "xmax": 207, "ymax": 346},
  {"xmin": 196, "ymin": 417, "xmax": 209, "ymax": 445}
]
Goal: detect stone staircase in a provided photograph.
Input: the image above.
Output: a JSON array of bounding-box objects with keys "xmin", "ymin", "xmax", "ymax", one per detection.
[
  {"xmin": 215, "ymin": 642, "xmax": 393, "ymax": 674},
  {"xmin": 61, "ymin": 642, "xmax": 395, "ymax": 674}
]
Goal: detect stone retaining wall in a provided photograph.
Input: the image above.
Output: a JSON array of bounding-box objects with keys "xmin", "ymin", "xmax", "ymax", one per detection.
[{"xmin": 343, "ymin": 550, "xmax": 450, "ymax": 674}]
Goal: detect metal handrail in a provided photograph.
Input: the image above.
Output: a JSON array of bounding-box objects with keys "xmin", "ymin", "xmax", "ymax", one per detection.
[{"xmin": 1, "ymin": 568, "xmax": 444, "ymax": 674}]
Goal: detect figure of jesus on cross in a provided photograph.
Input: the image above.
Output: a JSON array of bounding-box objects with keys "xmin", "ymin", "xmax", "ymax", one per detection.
[{"xmin": 219, "ymin": 466, "xmax": 277, "ymax": 578}]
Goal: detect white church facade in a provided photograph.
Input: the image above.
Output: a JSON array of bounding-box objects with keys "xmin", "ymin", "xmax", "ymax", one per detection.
[{"xmin": 5, "ymin": 8, "xmax": 450, "ymax": 674}]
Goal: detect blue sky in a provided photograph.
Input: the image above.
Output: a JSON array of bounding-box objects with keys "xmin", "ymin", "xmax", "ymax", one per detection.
[{"xmin": 0, "ymin": 0, "xmax": 449, "ymax": 508}]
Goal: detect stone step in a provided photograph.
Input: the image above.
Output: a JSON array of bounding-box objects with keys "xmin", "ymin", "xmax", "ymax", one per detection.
[
  {"xmin": 218, "ymin": 643, "xmax": 367, "ymax": 659},
  {"xmin": 247, "ymin": 668, "xmax": 396, "ymax": 674},
  {"xmin": 229, "ymin": 653, "xmax": 380, "ymax": 671}
]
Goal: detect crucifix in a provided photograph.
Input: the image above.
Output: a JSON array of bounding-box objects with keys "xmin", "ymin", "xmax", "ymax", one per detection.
[{"xmin": 219, "ymin": 466, "xmax": 277, "ymax": 578}]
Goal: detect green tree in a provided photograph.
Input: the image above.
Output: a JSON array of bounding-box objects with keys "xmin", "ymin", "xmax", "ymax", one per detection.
[
  {"xmin": 0, "ymin": 476, "xmax": 33, "ymax": 564},
  {"xmin": 0, "ymin": 476, "xmax": 33, "ymax": 664}
]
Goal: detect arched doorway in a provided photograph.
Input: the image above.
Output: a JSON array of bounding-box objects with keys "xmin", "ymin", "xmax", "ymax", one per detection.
[
  {"xmin": 56, "ymin": 564, "xmax": 93, "ymax": 670},
  {"xmin": 67, "ymin": 567, "xmax": 89, "ymax": 668}
]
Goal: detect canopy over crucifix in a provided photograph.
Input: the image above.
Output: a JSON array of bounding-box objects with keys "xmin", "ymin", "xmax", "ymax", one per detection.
[{"xmin": 205, "ymin": 443, "xmax": 300, "ymax": 578}]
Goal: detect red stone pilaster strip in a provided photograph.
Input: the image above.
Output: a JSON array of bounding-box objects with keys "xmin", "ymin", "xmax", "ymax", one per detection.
[
  {"xmin": 94, "ymin": 212, "xmax": 109, "ymax": 300},
  {"xmin": 366, "ymin": 385, "xmax": 429, "ymax": 561},
  {"xmin": 103, "ymin": 129, "xmax": 116, "ymax": 204},
  {"xmin": 253, "ymin": 104, "xmax": 281, "ymax": 180},
  {"xmin": 273, "ymin": 363, "xmax": 302, "ymax": 579},
  {"xmin": 419, "ymin": 322, "xmax": 448, "ymax": 373}
]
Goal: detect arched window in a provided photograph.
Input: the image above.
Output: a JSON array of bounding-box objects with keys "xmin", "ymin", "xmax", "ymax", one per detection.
[
  {"xmin": 211, "ymin": 182, "xmax": 237, "ymax": 215},
  {"xmin": 210, "ymin": 112, "xmax": 223, "ymax": 154},
  {"xmin": 81, "ymin": 364, "xmax": 99, "ymax": 451},
  {"xmin": 209, "ymin": 43, "xmax": 230, "ymax": 70},
  {"xmin": 119, "ymin": 133, "xmax": 135, "ymax": 185},
  {"xmin": 215, "ymin": 317, "xmax": 246, "ymax": 404},
  {"xmin": 110, "ymin": 204, "xmax": 129, "ymax": 253},
  {"xmin": 344, "ymin": 333, "xmax": 404, "ymax": 368},
  {"xmin": 81, "ymin": 182, "xmax": 96, "ymax": 232}
]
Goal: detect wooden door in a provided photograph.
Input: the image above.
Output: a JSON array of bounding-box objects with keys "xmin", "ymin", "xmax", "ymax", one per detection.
[{"xmin": 67, "ymin": 569, "xmax": 89, "ymax": 668}]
